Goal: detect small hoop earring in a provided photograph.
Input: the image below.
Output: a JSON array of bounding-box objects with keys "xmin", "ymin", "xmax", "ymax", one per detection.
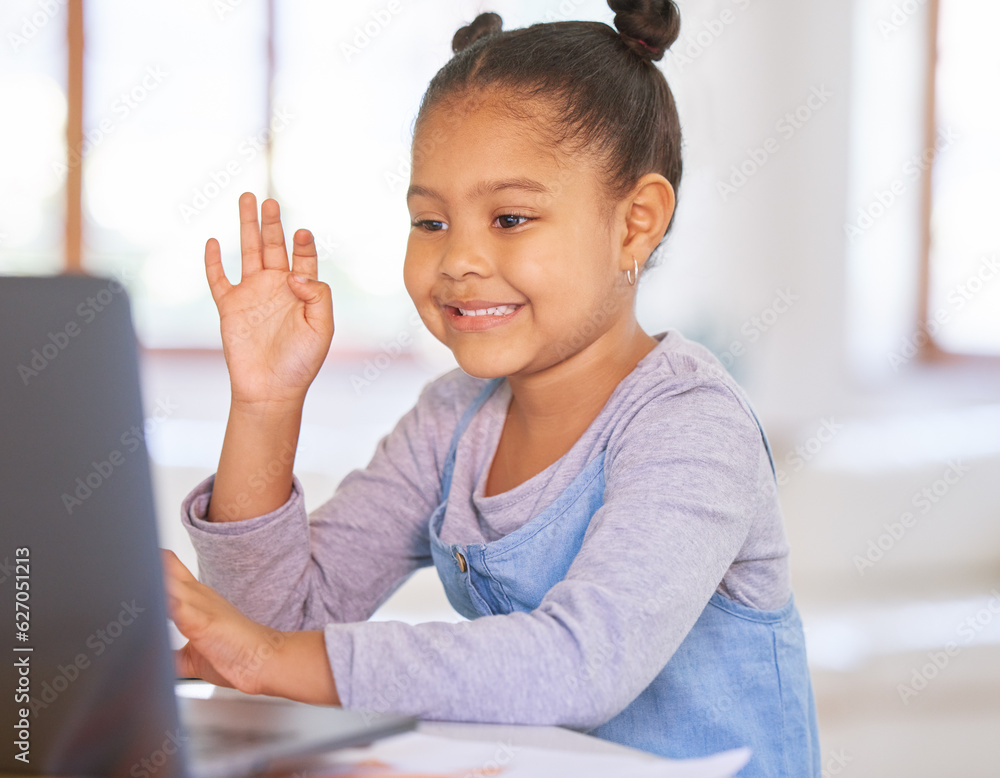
[{"xmin": 626, "ymin": 257, "xmax": 638, "ymax": 286}]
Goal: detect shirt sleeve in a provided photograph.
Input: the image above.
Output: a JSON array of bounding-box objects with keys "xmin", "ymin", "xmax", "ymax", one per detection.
[
  {"xmin": 181, "ymin": 375, "xmax": 458, "ymax": 630},
  {"xmin": 322, "ymin": 381, "xmax": 769, "ymax": 728}
]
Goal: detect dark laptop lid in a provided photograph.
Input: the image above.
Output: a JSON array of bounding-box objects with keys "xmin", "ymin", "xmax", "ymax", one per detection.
[{"xmin": 1, "ymin": 275, "xmax": 185, "ymax": 777}]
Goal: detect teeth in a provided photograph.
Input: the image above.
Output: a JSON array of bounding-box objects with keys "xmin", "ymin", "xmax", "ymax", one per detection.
[{"xmin": 457, "ymin": 305, "xmax": 519, "ymax": 317}]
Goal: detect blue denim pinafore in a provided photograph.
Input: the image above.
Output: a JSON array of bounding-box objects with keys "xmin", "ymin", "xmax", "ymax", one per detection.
[{"xmin": 428, "ymin": 378, "xmax": 821, "ymax": 776}]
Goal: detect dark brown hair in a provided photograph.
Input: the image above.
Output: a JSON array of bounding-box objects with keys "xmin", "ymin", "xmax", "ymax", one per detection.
[{"xmin": 414, "ymin": 1, "xmax": 683, "ymax": 259}]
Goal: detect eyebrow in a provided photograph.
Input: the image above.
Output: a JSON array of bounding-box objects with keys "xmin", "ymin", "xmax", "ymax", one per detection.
[{"xmin": 406, "ymin": 177, "xmax": 554, "ymax": 202}]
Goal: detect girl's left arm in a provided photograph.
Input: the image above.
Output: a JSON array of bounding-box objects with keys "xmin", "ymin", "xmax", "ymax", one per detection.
[{"xmin": 318, "ymin": 383, "xmax": 770, "ymax": 727}]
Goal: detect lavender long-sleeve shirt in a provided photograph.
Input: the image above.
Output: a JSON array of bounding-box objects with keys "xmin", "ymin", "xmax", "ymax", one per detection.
[{"xmin": 181, "ymin": 330, "xmax": 792, "ymax": 728}]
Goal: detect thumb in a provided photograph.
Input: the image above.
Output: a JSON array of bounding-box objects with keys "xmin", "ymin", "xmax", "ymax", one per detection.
[{"xmin": 287, "ymin": 274, "xmax": 333, "ymax": 332}]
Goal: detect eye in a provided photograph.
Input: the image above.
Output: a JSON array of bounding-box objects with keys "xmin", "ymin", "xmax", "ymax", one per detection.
[
  {"xmin": 493, "ymin": 214, "xmax": 532, "ymax": 229},
  {"xmin": 412, "ymin": 219, "xmax": 447, "ymax": 232}
]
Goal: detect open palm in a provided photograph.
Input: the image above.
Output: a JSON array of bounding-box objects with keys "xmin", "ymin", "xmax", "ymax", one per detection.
[{"xmin": 206, "ymin": 193, "xmax": 334, "ymax": 408}]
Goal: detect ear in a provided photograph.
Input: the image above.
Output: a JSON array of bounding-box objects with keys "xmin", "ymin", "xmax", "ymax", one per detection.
[{"xmin": 617, "ymin": 174, "xmax": 675, "ymax": 273}]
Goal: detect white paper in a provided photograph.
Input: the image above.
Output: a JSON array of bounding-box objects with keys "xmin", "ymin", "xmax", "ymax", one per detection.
[{"xmin": 288, "ymin": 731, "xmax": 751, "ymax": 777}]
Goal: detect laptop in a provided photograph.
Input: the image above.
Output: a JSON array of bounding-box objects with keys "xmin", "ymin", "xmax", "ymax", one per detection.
[{"xmin": 0, "ymin": 275, "xmax": 416, "ymax": 777}]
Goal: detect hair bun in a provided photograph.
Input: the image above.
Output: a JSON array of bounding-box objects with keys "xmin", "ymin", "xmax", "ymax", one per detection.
[
  {"xmin": 608, "ymin": 0, "xmax": 680, "ymax": 61},
  {"xmin": 452, "ymin": 12, "xmax": 503, "ymax": 54}
]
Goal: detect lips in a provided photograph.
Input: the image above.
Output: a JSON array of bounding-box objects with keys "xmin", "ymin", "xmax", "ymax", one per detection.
[{"xmin": 441, "ymin": 299, "xmax": 525, "ymax": 331}]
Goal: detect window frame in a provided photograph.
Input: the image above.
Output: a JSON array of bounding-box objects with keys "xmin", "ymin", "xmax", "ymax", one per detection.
[{"xmin": 920, "ymin": 0, "xmax": 1000, "ymax": 365}]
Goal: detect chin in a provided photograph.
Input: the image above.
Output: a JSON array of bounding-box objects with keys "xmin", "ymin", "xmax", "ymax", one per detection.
[
  {"xmin": 450, "ymin": 343, "xmax": 519, "ymax": 381},
  {"xmin": 454, "ymin": 355, "xmax": 509, "ymax": 380}
]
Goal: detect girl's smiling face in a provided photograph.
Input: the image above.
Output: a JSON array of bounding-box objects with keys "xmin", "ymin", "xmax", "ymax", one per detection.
[{"xmin": 404, "ymin": 94, "xmax": 637, "ymax": 380}]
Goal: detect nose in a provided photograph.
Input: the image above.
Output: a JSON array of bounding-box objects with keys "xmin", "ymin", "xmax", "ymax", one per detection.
[{"xmin": 437, "ymin": 226, "xmax": 492, "ymax": 281}]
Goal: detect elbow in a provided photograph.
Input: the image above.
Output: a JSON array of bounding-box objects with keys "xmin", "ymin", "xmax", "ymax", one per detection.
[
  {"xmin": 555, "ymin": 684, "xmax": 627, "ymax": 731},
  {"xmin": 520, "ymin": 610, "xmax": 637, "ymax": 729},
  {"xmin": 521, "ymin": 663, "xmax": 629, "ymax": 730}
]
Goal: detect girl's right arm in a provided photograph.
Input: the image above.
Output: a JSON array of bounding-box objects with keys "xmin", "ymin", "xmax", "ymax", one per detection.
[
  {"xmin": 204, "ymin": 192, "xmax": 334, "ymax": 522},
  {"xmin": 184, "ymin": 192, "xmax": 442, "ymax": 632}
]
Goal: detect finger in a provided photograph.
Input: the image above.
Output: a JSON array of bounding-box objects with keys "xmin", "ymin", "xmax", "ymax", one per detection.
[
  {"xmin": 175, "ymin": 644, "xmax": 197, "ymax": 678},
  {"xmin": 176, "ymin": 646, "xmax": 209, "ymax": 684},
  {"xmin": 161, "ymin": 549, "xmax": 197, "ymax": 584},
  {"xmin": 260, "ymin": 198, "xmax": 289, "ymax": 271},
  {"xmin": 238, "ymin": 191, "xmax": 262, "ymax": 279},
  {"xmin": 204, "ymin": 238, "xmax": 232, "ymax": 304},
  {"xmin": 288, "ymin": 276, "xmax": 334, "ymax": 336},
  {"xmin": 290, "ymin": 229, "xmax": 318, "ymax": 280}
]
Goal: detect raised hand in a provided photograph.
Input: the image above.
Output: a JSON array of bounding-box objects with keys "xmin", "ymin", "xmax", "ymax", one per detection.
[{"xmin": 205, "ymin": 192, "xmax": 334, "ymax": 410}]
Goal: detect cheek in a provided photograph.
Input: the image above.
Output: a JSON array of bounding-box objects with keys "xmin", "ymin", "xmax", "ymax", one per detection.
[
  {"xmin": 506, "ymin": 253, "xmax": 547, "ymax": 304},
  {"xmin": 534, "ymin": 255, "xmax": 620, "ymax": 339},
  {"xmin": 506, "ymin": 236, "xmax": 604, "ymax": 315},
  {"xmin": 402, "ymin": 239, "xmax": 429, "ymax": 303}
]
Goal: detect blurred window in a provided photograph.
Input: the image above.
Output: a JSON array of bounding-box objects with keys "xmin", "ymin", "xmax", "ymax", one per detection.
[
  {"xmin": 0, "ymin": 0, "xmax": 67, "ymax": 276},
  {"xmin": 3, "ymin": 0, "xmax": 561, "ymax": 349},
  {"xmin": 926, "ymin": 0, "xmax": 1000, "ymax": 356}
]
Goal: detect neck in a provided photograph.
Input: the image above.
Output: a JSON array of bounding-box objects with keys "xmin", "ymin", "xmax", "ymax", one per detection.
[{"xmin": 505, "ymin": 318, "xmax": 659, "ymax": 435}]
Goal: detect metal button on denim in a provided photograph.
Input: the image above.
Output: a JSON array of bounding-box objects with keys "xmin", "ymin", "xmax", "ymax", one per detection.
[{"xmin": 455, "ymin": 550, "xmax": 467, "ymax": 573}]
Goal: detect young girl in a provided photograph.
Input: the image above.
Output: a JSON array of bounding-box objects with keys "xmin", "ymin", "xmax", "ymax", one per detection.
[{"xmin": 164, "ymin": 2, "xmax": 821, "ymax": 774}]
